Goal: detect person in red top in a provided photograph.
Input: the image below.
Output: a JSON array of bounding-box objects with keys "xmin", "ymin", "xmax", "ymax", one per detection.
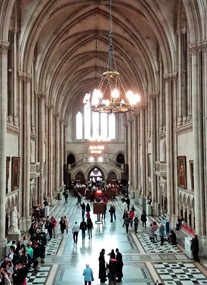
[{"xmin": 129, "ymin": 209, "xmax": 135, "ymax": 227}]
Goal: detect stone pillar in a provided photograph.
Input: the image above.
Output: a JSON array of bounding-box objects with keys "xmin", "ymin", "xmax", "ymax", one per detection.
[
  {"xmin": 55, "ymin": 114, "xmax": 60, "ymax": 193},
  {"xmin": 60, "ymin": 119, "xmax": 64, "ymax": 187},
  {"xmin": 0, "ymin": 41, "xmax": 9, "ymax": 255},
  {"xmin": 19, "ymin": 71, "xmax": 32, "ymax": 231},
  {"xmin": 177, "ymin": 30, "xmax": 182, "ymax": 126},
  {"xmin": 37, "ymin": 93, "xmax": 45, "ymax": 204},
  {"xmin": 127, "ymin": 119, "xmax": 132, "ymax": 192},
  {"xmin": 132, "ymin": 115, "xmax": 138, "ymax": 191},
  {"xmin": 150, "ymin": 94, "xmax": 158, "ymax": 215},
  {"xmin": 159, "ymin": 57, "xmax": 164, "ymax": 133},
  {"xmin": 13, "ymin": 28, "xmax": 18, "ymax": 126},
  {"xmin": 48, "ymin": 106, "xmax": 54, "ymax": 202},
  {"xmin": 140, "ymin": 109, "xmax": 146, "ymax": 199},
  {"xmin": 190, "ymin": 44, "xmax": 203, "ymax": 236},
  {"xmin": 164, "ymin": 73, "xmax": 177, "ymax": 220}
]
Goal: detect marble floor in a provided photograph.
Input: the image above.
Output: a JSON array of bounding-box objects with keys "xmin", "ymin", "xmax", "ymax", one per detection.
[{"xmin": 27, "ymin": 196, "xmax": 207, "ymax": 285}]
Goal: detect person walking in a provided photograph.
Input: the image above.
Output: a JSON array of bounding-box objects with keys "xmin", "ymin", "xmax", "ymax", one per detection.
[
  {"xmin": 59, "ymin": 216, "xmax": 66, "ymax": 236},
  {"xmin": 126, "ymin": 196, "xmax": 130, "ymax": 211},
  {"xmin": 83, "ymin": 263, "xmax": 94, "ymax": 285},
  {"xmin": 80, "ymin": 219, "xmax": 87, "ymax": 240},
  {"xmin": 129, "ymin": 209, "xmax": 135, "ymax": 227},
  {"xmin": 124, "ymin": 214, "xmax": 130, "ymax": 234},
  {"xmin": 72, "ymin": 221, "xmax": 80, "ymax": 244},
  {"xmin": 191, "ymin": 234, "xmax": 200, "ymax": 261},
  {"xmin": 109, "ymin": 204, "xmax": 116, "ymax": 222},
  {"xmin": 87, "ymin": 218, "xmax": 93, "ymax": 239},
  {"xmin": 159, "ymin": 223, "xmax": 165, "ymax": 245},
  {"xmin": 141, "ymin": 211, "xmax": 147, "ymax": 228},
  {"xmin": 98, "ymin": 249, "xmax": 107, "ymax": 283},
  {"xmin": 115, "ymin": 248, "xmax": 123, "ymax": 282},
  {"xmin": 122, "ymin": 209, "xmax": 128, "ymax": 227},
  {"xmin": 134, "ymin": 215, "xmax": 139, "ymax": 234},
  {"xmin": 81, "ymin": 202, "xmax": 86, "ymax": 220}
]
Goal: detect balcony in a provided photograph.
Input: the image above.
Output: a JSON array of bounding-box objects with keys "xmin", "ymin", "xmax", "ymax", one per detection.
[{"xmin": 155, "ymin": 161, "xmax": 167, "ymax": 178}]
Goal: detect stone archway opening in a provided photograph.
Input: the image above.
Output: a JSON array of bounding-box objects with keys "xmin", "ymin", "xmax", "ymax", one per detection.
[{"xmin": 88, "ymin": 167, "xmax": 104, "ymax": 188}]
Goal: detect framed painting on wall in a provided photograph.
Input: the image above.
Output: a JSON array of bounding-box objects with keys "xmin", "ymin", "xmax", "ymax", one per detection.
[
  {"xmin": 11, "ymin": 157, "xmax": 20, "ymax": 191},
  {"xmin": 177, "ymin": 156, "xmax": 187, "ymax": 188}
]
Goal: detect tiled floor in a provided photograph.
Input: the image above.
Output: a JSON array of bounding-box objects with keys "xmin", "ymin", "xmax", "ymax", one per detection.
[{"xmin": 27, "ymin": 196, "xmax": 207, "ymax": 285}]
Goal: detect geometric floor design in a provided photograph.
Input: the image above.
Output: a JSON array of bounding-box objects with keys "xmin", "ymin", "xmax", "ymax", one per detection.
[
  {"xmin": 154, "ymin": 262, "xmax": 207, "ymax": 284},
  {"xmin": 26, "ymin": 196, "xmax": 207, "ymax": 285},
  {"xmin": 138, "ymin": 233, "xmax": 181, "ymax": 253}
]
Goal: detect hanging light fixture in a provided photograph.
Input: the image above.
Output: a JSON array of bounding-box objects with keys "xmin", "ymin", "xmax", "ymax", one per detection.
[{"xmin": 83, "ymin": 0, "xmax": 141, "ymax": 113}]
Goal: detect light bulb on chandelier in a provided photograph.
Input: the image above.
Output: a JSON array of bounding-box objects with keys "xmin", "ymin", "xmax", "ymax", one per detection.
[{"xmin": 83, "ymin": 0, "xmax": 141, "ymax": 113}]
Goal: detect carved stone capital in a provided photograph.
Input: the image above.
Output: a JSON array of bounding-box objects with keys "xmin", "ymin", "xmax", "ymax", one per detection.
[
  {"xmin": 18, "ymin": 71, "xmax": 32, "ymax": 82},
  {"xmin": 189, "ymin": 43, "xmax": 201, "ymax": 55},
  {"xmin": 35, "ymin": 92, "xmax": 45, "ymax": 99},
  {"xmin": 0, "ymin": 41, "xmax": 10, "ymax": 53},
  {"xmin": 163, "ymin": 72, "xmax": 177, "ymax": 81},
  {"xmin": 201, "ymin": 40, "xmax": 207, "ymax": 53}
]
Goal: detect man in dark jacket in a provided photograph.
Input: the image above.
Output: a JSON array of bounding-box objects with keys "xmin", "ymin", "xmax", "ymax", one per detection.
[
  {"xmin": 108, "ymin": 257, "xmax": 117, "ymax": 284},
  {"xmin": 115, "ymin": 248, "xmax": 123, "ymax": 282}
]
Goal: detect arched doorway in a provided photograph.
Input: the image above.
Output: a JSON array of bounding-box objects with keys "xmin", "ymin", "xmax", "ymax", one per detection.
[
  {"xmin": 88, "ymin": 167, "xmax": 104, "ymax": 188},
  {"xmin": 67, "ymin": 153, "xmax": 75, "ymax": 165},
  {"xmin": 75, "ymin": 172, "xmax": 85, "ymax": 184},
  {"xmin": 107, "ymin": 171, "xmax": 117, "ymax": 184},
  {"xmin": 116, "ymin": 153, "xmax": 125, "ymax": 164}
]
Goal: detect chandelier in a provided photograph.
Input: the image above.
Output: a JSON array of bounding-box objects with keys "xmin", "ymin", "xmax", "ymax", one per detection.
[{"xmin": 83, "ymin": 0, "xmax": 141, "ymax": 113}]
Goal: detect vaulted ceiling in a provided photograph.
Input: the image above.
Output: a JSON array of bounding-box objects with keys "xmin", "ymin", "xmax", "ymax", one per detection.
[{"xmin": 5, "ymin": 0, "xmax": 192, "ymax": 120}]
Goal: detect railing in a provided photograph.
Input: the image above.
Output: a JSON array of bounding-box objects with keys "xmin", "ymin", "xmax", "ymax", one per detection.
[{"xmin": 67, "ymin": 157, "xmax": 124, "ymax": 170}]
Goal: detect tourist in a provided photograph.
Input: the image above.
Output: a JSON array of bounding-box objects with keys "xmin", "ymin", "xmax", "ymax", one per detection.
[
  {"xmin": 72, "ymin": 221, "xmax": 80, "ymax": 244},
  {"xmin": 83, "ymin": 263, "xmax": 94, "ymax": 285},
  {"xmin": 159, "ymin": 224, "xmax": 165, "ymax": 245},
  {"xmin": 141, "ymin": 211, "xmax": 147, "ymax": 228},
  {"xmin": 191, "ymin": 234, "xmax": 200, "ymax": 261}
]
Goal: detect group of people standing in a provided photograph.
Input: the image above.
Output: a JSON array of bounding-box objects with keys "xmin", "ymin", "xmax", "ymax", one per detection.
[{"xmin": 98, "ymin": 248, "xmax": 123, "ymax": 284}]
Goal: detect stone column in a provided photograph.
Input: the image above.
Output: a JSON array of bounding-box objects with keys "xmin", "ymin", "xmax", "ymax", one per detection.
[
  {"xmin": 140, "ymin": 109, "xmax": 146, "ymax": 200},
  {"xmin": 48, "ymin": 106, "xmax": 54, "ymax": 202},
  {"xmin": 164, "ymin": 73, "xmax": 177, "ymax": 220},
  {"xmin": 150, "ymin": 94, "xmax": 158, "ymax": 215},
  {"xmin": 55, "ymin": 113, "xmax": 60, "ymax": 193},
  {"xmin": 132, "ymin": 115, "xmax": 138, "ymax": 192},
  {"xmin": 159, "ymin": 57, "xmax": 164, "ymax": 133},
  {"xmin": 60, "ymin": 119, "xmax": 64, "ymax": 187},
  {"xmin": 13, "ymin": 28, "xmax": 18, "ymax": 126},
  {"xmin": 127, "ymin": 118, "xmax": 132, "ymax": 192},
  {"xmin": 0, "ymin": 41, "xmax": 9, "ymax": 253},
  {"xmin": 19, "ymin": 71, "xmax": 32, "ymax": 231},
  {"xmin": 177, "ymin": 30, "xmax": 182, "ymax": 126},
  {"xmin": 36, "ymin": 93, "xmax": 45, "ymax": 204},
  {"xmin": 190, "ymin": 44, "xmax": 203, "ymax": 236}
]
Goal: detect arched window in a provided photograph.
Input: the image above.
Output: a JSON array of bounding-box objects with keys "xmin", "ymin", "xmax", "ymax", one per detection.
[
  {"xmin": 76, "ymin": 108, "xmax": 116, "ymax": 140},
  {"xmin": 76, "ymin": 112, "xmax": 83, "ymax": 139}
]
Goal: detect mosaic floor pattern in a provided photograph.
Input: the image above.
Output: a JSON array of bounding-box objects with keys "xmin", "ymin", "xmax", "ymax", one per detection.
[{"xmin": 25, "ymin": 196, "xmax": 207, "ymax": 285}]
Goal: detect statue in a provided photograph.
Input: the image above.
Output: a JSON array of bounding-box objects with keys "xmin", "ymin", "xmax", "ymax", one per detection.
[{"xmin": 11, "ymin": 206, "xmax": 19, "ymax": 233}]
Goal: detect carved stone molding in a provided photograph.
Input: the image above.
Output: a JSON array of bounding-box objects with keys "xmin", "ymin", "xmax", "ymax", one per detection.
[
  {"xmin": 189, "ymin": 43, "xmax": 201, "ymax": 55},
  {"xmin": 18, "ymin": 71, "xmax": 32, "ymax": 82},
  {"xmin": 163, "ymin": 72, "xmax": 177, "ymax": 81},
  {"xmin": 35, "ymin": 92, "xmax": 46, "ymax": 99},
  {"xmin": 0, "ymin": 41, "xmax": 10, "ymax": 53},
  {"xmin": 201, "ymin": 41, "xmax": 207, "ymax": 53}
]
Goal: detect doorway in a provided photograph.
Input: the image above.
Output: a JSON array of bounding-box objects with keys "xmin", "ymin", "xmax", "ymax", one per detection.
[{"xmin": 88, "ymin": 167, "xmax": 104, "ymax": 188}]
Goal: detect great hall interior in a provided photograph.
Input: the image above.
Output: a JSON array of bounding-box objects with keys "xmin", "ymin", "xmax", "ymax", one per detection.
[{"xmin": 0, "ymin": 1, "xmax": 207, "ymax": 284}]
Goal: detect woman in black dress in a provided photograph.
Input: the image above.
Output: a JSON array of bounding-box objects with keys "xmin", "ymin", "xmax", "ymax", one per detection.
[{"xmin": 98, "ymin": 249, "xmax": 107, "ymax": 283}]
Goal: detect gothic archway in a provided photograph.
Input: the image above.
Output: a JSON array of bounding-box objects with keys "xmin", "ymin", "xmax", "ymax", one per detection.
[
  {"xmin": 88, "ymin": 167, "xmax": 104, "ymax": 188},
  {"xmin": 107, "ymin": 171, "xmax": 117, "ymax": 184},
  {"xmin": 67, "ymin": 153, "xmax": 75, "ymax": 165},
  {"xmin": 75, "ymin": 172, "xmax": 85, "ymax": 184},
  {"xmin": 116, "ymin": 153, "xmax": 125, "ymax": 164}
]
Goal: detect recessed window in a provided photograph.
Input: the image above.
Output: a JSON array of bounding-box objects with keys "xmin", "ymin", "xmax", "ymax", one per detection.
[{"xmin": 76, "ymin": 107, "xmax": 115, "ymax": 140}]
